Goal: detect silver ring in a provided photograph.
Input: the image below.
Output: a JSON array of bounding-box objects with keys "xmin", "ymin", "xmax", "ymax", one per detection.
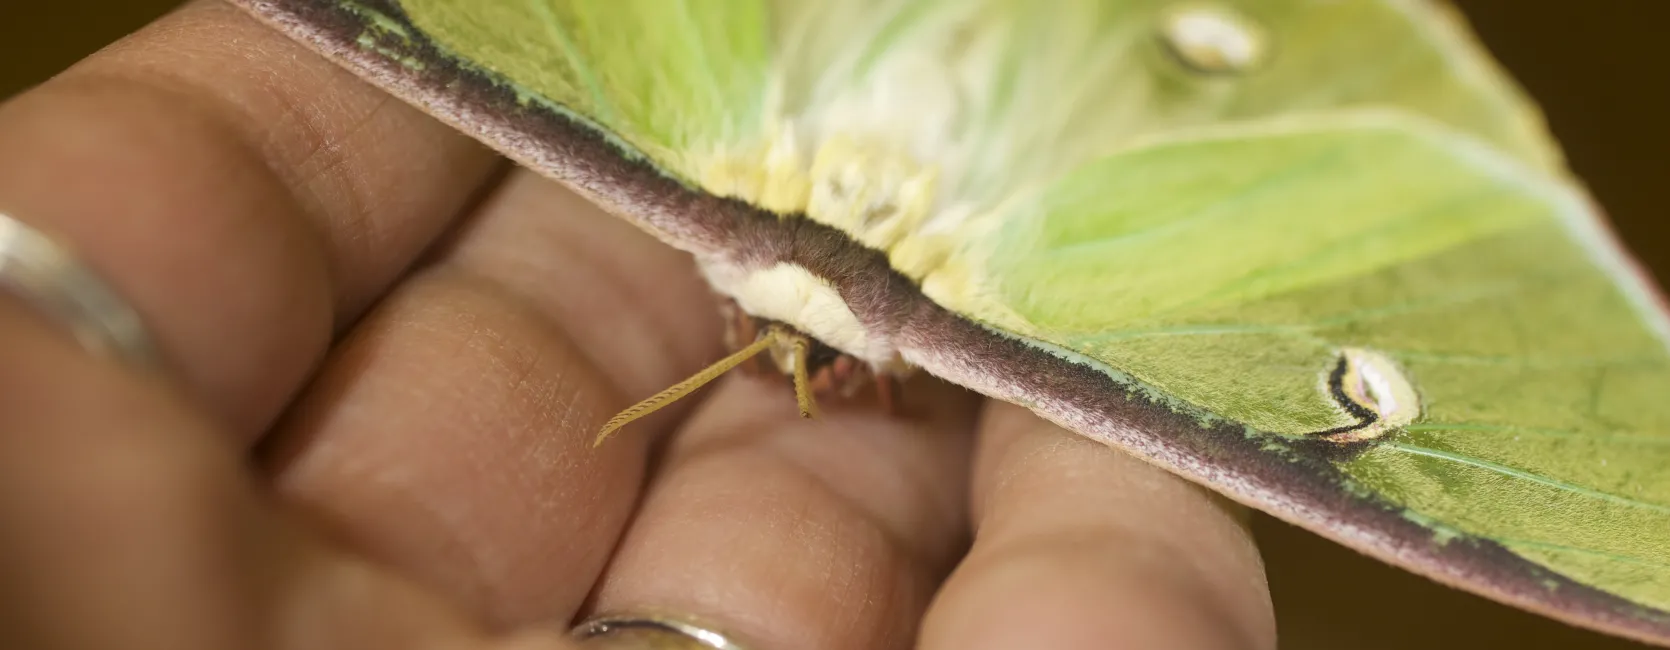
[
  {"xmin": 0, "ymin": 211, "xmax": 160, "ymax": 369},
  {"xmin": 572, "ymin": 613, "xmax": 752, "ymax": 650}
]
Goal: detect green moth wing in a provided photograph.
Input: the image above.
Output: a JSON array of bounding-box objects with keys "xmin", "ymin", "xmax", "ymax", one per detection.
[
  {"xmin": 919, "ymin": 111, "xmax": 1670, "ymax": 618},
  {"xmin": 230, "ymin": 0, "xmax": 1670, "ymax": 643}
]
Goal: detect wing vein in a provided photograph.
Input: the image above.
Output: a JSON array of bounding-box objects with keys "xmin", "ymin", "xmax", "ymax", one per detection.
[
  {"xmin": 1405, "ymin": 423, "xmax": 1670, "ymax": 445},
  {"xmin": 528, "ymin": 0, "xmax": 619, "ymax": 126},
  {"xmin": 1382, "ymin": 441, "xmax": 1670, "ymax": 514}
]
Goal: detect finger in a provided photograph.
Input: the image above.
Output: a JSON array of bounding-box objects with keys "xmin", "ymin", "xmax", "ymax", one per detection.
[
  {"xmin": 0, "ymin": 295, "xmax": 574, "ymax": 650},
  {"xmin": 0, "ymin": 0, "xmax": 501, "ymax": 434},
  {"xmin": 263, "ymin": 170, "xmax": 726, "ymax": 628},
  {"xmin": 920, "ymin": 401, "xmax": 1275, "ymax": 650},
  {"xmin": 585, "ymin": 375, "xmax": 980, "ymax": 650}
]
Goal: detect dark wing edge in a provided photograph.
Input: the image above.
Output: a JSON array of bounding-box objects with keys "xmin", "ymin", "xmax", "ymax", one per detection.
[
  {"xmin": 229, "ymin": 1, "xmax": 1670, "ymax": 645},
  {"xmin": 896, "ymin": 309, "xmax": 1670, "ymax": 647}
]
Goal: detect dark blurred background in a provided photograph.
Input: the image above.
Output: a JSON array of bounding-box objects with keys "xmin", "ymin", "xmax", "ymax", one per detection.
[{"xmin": 1, "ymin": 1, "xmax": 1664, "ymax": 649}]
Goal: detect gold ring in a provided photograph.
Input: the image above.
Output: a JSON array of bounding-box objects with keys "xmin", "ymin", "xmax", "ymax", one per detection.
[
  {"xmin": 0, "ymin": 211, "xmax": 160, "ymax": 369},
  {"xmin": 572, "ymin": 612, "xmax": 752, "ymax": 650}
]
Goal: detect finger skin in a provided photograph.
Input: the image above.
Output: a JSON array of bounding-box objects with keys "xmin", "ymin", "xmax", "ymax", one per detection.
[
  {"xmin": 0, "ymin": 2, "xmax": 619, "ymax": 646},
  {"xmin": 585, "ymin": 376, "xmax": 979, "ymax": 650},
  {"xmin": 0, "ymin": 299, "xmax": 575, "ymax": 650},
  {"xmin": 0, "ymin": 0, "xmax": 500, "ymax": 434},
  {"xmin": 920, "ymin": 401, "xmax": 1275, "ymax": 650},
  {"xmin": 265, "ymin": 171, "xmax": 726, "ymax": 627}
]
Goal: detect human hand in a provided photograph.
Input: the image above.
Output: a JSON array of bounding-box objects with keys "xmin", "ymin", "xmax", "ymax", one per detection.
[{"xmin": 0, "ymin": 2, "xmax": 1274, "ymax": 648}]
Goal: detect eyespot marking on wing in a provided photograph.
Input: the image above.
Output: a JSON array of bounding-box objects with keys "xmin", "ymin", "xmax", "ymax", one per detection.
[
  {"xmin": 1318, "ymin": 347, "xmax": 1422, "ymax": 442},
  {"xmin": 1157, "ymin": 3, "xmax": 1271, "ymax": 75}
]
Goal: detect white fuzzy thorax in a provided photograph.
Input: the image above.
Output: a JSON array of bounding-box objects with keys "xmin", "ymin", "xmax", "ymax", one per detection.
[{"xmin": 699, "ymin": 259, "xmax": 895, "ymax": 365}]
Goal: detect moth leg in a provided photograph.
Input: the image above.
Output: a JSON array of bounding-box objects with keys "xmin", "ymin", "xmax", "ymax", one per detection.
[
  {"xmin": 808, "ymin": 361, "xmax": 837, "ymax": 395},
  {"xmin": 826, "ymin": 355, "xmax": 862, "ymax": 399},
  {"xmin": 875, "ymin": 372, "xmax": 899, "ymax": 417},
  {"xmin": 719, "ymin": 299, "xmax": 764, "ymax": 376}
]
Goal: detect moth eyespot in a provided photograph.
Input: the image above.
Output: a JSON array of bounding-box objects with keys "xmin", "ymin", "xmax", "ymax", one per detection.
[
  {"xmin": 1157, "ymin": 4, "xmax": 1271, "ymax": 75},
  {"xmin": 1322, "ymin": 348, "xmax": 1421, "ymax": 442}
]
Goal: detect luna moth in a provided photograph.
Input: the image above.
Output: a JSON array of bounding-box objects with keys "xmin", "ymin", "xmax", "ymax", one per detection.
[{"xmin": 229, "ymin": 0, "xmax": 1670, "ymax": 644}]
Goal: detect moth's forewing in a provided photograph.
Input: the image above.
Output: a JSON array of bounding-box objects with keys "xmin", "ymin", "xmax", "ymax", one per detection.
[{"xmin": 231, "ymin": 1, "xmax": 1670, "ymax": 644}]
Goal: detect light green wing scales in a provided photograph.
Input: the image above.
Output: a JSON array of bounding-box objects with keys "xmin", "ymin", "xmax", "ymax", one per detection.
[
  {"xmin": 395, "ymin": 0, "xmax": 772, "ymax": 170},
  {"xmin": 929, "ymin": 115, "xmax": 1670, "ymax": 610},
  {"xmin": 383, "ymin": 0, "xmax": 1670, "ymax": 621},
  {"xmin": 396, "ymin": 0, "xmax": 1559, "ymax": 259}
]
